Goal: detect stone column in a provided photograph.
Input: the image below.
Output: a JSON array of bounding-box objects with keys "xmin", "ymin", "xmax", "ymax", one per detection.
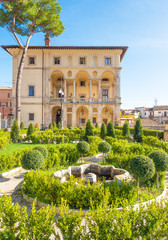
[
  {"xmin": 116, "ymin": 70, "xmax": 121, "ymax": 102},
  {"xmin": 88, "ymin": 105, "xmax": 92, "ymax": 122},
  {"xmin": 64, "ymin": 79, "xmax": 67, "ymax": 102},
  {"xmin": 73, "ymin": 79, "xmax": 76, "ymax": 103},
  {"xmin": 89, "ymin": 79, "xmax": 92, "ymax": 102},
  {"xmin": 63, "ymin": 105, "xmax": 67, "ymax": 128},
  {"xmin": 72, "ymin": 105, "xmax": 77, "ymax": 127},
  {"xmin": 97, "ymin": 104, "xmax": 102, "ymax": 127}
]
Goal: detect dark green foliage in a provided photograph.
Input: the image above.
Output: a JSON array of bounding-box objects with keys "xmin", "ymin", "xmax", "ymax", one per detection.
[
  {"xmin": 11, "ymin": 119, "xmax": 19, "ymax": 143},
  {"xmin": 57, "ymin": 122, "xmax": 61, "ymax": 129},
  {"xmin": 98, "ymin": 142, "xmax": 111, "ymax": 154},
  {"xmin": 27, "ymin": 123, "xmax": 34, "ymax": 136},
  {"xmin": 149, "ymin": 151, "xmax": 168, "ymax": 172},
  {"xmin": 95, "ymin": 122, "xmax": 99, "ymax": 128},
  {"xmin": 20, "ymin": 122, "xmax": 24, "ymax": 129},
  {"xmin": 33, "ymin": 146, "xmax": 48, "ymax": 159},
  {"xmin": 123, "ymin": 121, "xmax": 130, "ymax": 139},
  {"xmin": 21, "ymin": 150, "xmax": 44, "ymax": 170},
  {"xmin": 130, "ymin": 155, "xmax": 155, "ymax": 182},
  {"xmin": 85, "ymin": 119, "xmax": 93, "ymax": 141},
  {"xmin": 77, "ymin": 141, "xmax": 90, "ymax": 154},
  {"xmin": 49, "ymin": 123, "xmax": 53, "ymax": 130},
  {"xmin": 134, "ymin": 117, "xmax": 143, "ymax": 142},
  {"xmin": 100, "ymin": 123, "xmax": 107, "ymax": 139},
  {"xmin": 107, "ymin": 121, "xmax": 115, "ymax": 138},
  {"xmin": 53, "ymin": 122, "xmax": 57, "ymax": 130}
]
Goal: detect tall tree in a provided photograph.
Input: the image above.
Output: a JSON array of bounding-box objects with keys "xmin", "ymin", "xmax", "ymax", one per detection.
[
  {"xmin": 134, "ymin": 117, "xmax": 143, "ymax": 142},
  {"xmin": 107, "ymin": 121, "xmax": 115, "ymax": 138},
  {"xmin": 0, "ymin": 0, "xmax": 64, "ymax": 125},
  {"xmin": 85, "ymin": 119, "xmax": 93, "ymax": 141}
]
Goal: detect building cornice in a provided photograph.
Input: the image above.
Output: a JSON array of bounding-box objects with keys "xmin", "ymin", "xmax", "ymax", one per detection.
[{"xmin": 1, "ymin": 45, "xmax": 128, "ymax": 62}]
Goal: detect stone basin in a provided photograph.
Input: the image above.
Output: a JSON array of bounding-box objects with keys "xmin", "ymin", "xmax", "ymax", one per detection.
[{"xmin": 53, "ymin": 164, "xmax": 130, "ymax": 183}]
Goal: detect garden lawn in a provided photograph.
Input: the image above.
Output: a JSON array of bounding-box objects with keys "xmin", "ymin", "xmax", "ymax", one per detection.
[{"xmin": 0, "ymin": 143, "xmax": 58, "ymax": 155}]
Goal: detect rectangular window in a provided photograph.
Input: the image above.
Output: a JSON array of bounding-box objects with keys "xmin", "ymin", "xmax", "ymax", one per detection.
[
  {"xmin": 29, "ymin": 86, "xmax": 34, "ymax": 96},
  {"xmin": 80, "ymin": 118, "xmax": 85, "ymax": 124},
  {"xmin": 10, "ymin": 102, "xmax": 12, "ymax": 107},
  {"xmin": 102, "ymin": 89, "xmax": 108, "ymax": 98},
  {"xmin": 105, "ymin": 58, "xmax": 111, "ymax": 65},
  {"xmin": 29, "ymin": 113, "xmax": 34, "ymax": 121},
  {"xmin": 93, "ymin": 117, "xmax": 96, "ymax": 123},
  {"xmin": 54, "ymin": 57, "xmax": 60, "ymax": 64},
  {"xmin": 80, "ymin": 57, "xmax": 86, "ymax": 64},
  {"xmin": 7, "ymin": 93, "xmax": 10, "ymax": 98},
  {"xmin": 6, "ymin": 102, "xmax": 8, "ymax": 107},
  {"xmin": 29, "ymin": 57, "xmax": 35, "ymax": 65},
  {"xmin": 80, "ymin": 81, "xmax": 85, "ymax": 86}
]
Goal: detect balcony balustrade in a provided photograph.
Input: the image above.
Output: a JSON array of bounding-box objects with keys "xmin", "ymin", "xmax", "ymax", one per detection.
[{"xmin": 50, "ymin": 97, "xmax": 115, "ymax": 104}]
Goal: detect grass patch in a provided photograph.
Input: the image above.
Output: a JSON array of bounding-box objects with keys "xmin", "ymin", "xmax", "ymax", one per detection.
[{"xmin": 0, "ymin": 143, "xmax": 58, "ymax": 155}]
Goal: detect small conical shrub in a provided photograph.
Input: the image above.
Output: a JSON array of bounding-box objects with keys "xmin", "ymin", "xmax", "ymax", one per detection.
[
  {"xmin": 122, "ymin": 121, "xmax": 130, "ymax": 139},
  {"xmin": 85, "ymin": 119, "xmax": 93, "ymax": 141},
  {"xmin": 95, "ymin": 122, "xmax": 99, "ymax": 128},
  {"xmin": 27, "ymin": 123, "xmax": 34, "ymax": 136},
  {"xmin": 107, "ymin": 121, "xmax": 115, "ymax": 138},
  {"xmin": 20, "ymin": 122, "xmax": 24, "ymax": 130},
  {"xmin": 53, "ymin": 122, "xmax": 57, "ymax": 130},
  {"xmin": 57, "ymin": 122, "xmax": 61, "ymax": 129},
  {"xmin": 11, "ymin": 119, "xmax": 19, "ymax": 143},
  {"xmin": 134, "ymin": 117, "xmax": 143, "ymax": 142},
  {"xmin": 100, "ymin": 123, "xmax": 107, "ymax": 139},
  {"xmin": 49, "ymin": 123, "xmax": 53, "ymax": 130}
]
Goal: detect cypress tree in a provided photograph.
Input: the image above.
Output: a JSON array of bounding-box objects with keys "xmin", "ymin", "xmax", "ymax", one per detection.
[
  {"xmin": 11, "ymin": 119, "xmax": 19, "ymax": 143},
  {"xmin": 27, "ymin": 123, "xmax": 34, "ymax": 136},
  {"xmin": 123, "ymin": 121, "xmax": 130, "ymax": 139},
  {"xmin": 53, "ymin": 122, "xmax": 57, "ymax": 130},
  {"xmin": 107, "ymin": 121, "xmax": 115, "ymax": 138},
  {"xmin": 57, "ymin": 122, "xmax": 61, "ymax": 129},
  {"xmin": 85, "ymin": 119, "xmax": 93, "ymax": 141},
  {"xmin": 95, "ymin": 122, "xmax": 99, "ymax": 128},
  {"xmin": 100, "ymin": 122, "xmax": 107, "ymax": 139},
  {"xmin": 134, "ymin": 117, "xmax": 143, "ymax": 142},
  {"xmin": 20, "ymin": 121, "xmax": 24, "ymax": 129},
  {"xmin": 49, "ymin": 123, "xmax": 53, "ymax": 130}
]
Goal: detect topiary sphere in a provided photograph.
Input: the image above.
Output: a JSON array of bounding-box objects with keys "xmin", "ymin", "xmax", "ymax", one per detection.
[
  {"xmin": 149, "ymin": 151, "xmax": 168, "ymax": 172},
  {"xmin": 77, "ymin": 141, "xmax": 90, "ymax": 154},
  {"xmin": 130, "ymin": 155, "xmax": 155, "ymax": 181},
  {"xmin": 33, "ymin": 146, "xmax": 48, "ymax": 159},
  {"xmin": 21, "ymin": 150, "xmax": 45, "ymax": 170},
  {"xmin": 98, "ymin": 142, "xmax": 111, "ymax": 154}
]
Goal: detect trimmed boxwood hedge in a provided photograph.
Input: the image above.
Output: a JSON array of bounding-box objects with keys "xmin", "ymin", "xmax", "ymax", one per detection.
[{"xmin": 21, "ymin": 150, "xmax": 45, "ymax": 170}]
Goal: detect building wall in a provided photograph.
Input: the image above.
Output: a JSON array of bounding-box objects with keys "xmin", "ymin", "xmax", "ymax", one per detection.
[
  {"xmin": 0, "ymin": 88, "xmax": 12, "ymax": 119},
  {"xmin": 10, "ymin": 48, "xmax": 124, "ymax": 127}
]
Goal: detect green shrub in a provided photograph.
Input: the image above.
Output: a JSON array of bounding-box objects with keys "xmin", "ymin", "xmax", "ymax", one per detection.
[
  {"xmin": 57, "ymin": 122, "xmax": 61, "ymax": 129},
  {"xmin": 123, "ymin": 121, "xmax": 130, "ymax": 139},
  {"xmin": 85, "ymin": 119, "xmax": 93, "ymax": 141},
  {"xmin": 77, "ymin": 141, "xmax": 90, "ymax": 156},
  {"xmin": 134, "ymin": 117, "xmax": 143, "ymax": 142},
  {"xmin": 11, "ymin": 119, "xmax": 19, "ymax": 143},
  {"xmin": 27, "ymin": 123, "xmax": 34, "ymax": 136},
  {"xmin": 33, "ymin": 146, "xmax": 48, "ymax": 159},
  {"xmin": 95, "ymin": 122, "xmax": 99, "ymax": 128},
  {"xmin": 53, "ymin": 122, "xmax": 57, "ymax": 130},
  {"xmin": 20, "ymin": 121, "xmax": 24, "ymax": 129},
  {"xmin": 98, "ymin": 142, "xmax": 111, "ymax": 161},
  {"xmin": 107, "ymin": 121, "xmax": 115, "ymax": 138},
  {"xmin": 100, "ymin": 123, "xmax": 107, "ymax": 139},
  {"xmin": 88, "ymin": 136, "xmax": 102, "ymax": 156},
  {"xmin": 130, "ymin": 155, "xmax": 155, "ymax": 186},
  {"xmin": 49, "ymin": 123, "xmax": 53, "ymax": 130},
  {"xmin": 149, "ymin": 151, "xmax": 168, "ymax": 187},
  {"xmin": 21, "ymin": 150, "xmax": 44, "ymax": 170}
]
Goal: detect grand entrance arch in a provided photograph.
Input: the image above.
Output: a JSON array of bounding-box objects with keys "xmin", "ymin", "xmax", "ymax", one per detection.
[{"xmin": 52, "ymin": 106, "xmax": 62, "ymax": 124}]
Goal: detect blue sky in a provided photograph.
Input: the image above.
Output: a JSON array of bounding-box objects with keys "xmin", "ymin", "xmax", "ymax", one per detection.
[{"xmin": 0, "ymin": 0, "xmax": 168, "ymax": 109}]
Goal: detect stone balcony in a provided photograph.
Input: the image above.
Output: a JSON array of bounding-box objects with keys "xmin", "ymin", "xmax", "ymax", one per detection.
[{"xmin": 50, "ymin": 97, "xmax": 116, "ymax": 104}]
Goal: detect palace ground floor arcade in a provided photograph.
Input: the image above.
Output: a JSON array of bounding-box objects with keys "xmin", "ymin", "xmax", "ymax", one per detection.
[{"xmin": 44, "ymin": 103, "xmax": 120, "ymax": 128}]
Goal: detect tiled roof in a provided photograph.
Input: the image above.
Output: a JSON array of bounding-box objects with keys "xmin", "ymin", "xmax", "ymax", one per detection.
[
  {"xmin": 1, "ymin": 45, "xmax": 128, "ymax": 61},
  {"xmin": 141, "ymin": 118, "xmax": 163, "ymax": 126},
  {"xmin": 153, "ymin": 105, "xmax": 168, "ymax": 111}
]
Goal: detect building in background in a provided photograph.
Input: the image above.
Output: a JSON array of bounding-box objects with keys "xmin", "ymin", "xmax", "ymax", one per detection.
[
  {"xmin": 2, "ymin": 38, "xmax": 127, "ymax": 127},
  {"xmin": 120, "ymin": 109, "xmax": 139, "ymax": 126},
  {"xmin": 0, "ymin": 87, "xmax": 12, "ymax": 119}
]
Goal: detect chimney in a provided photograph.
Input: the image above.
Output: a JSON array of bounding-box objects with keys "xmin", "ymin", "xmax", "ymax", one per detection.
[{"xmin": 45, "ymin": 34, "xmax": 51, "ymax": 47}]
